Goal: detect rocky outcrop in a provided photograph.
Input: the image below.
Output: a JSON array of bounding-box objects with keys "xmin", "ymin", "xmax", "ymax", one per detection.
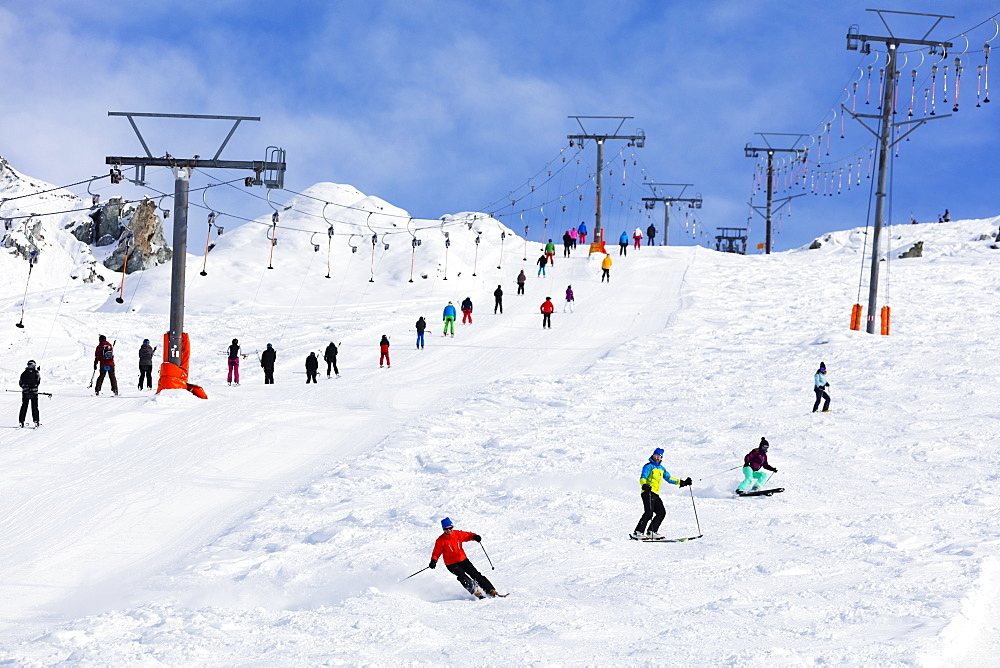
[
  {"xmin": 68, "ymin": 197, "xmax": 172, "ymax": 273},
  {"xmin": 103, "ymin": 198, "xmax": 171, "ymax": 273}
]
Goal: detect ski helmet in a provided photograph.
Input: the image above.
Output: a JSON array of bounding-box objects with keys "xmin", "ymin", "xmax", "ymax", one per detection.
[
  {"xmin": 99, "ymin": 334, "xmax": 107, "ymax": 342},
  {"xmin": 266, "ymin": 343, "xmax": 273, "ymax": 348},
  {"xmin": 441, "ymin": 517, "xmax": 454, "ymax": 529},
  {"xmin": 26, "ymin": 360, "xmax": 36, "ymax": 368},
  {"xmin": 143, "ymin": 339, "xmax": 150, "ymax": 344},
  {"xmin": 819, "ymin": 362, "xmax": 826, "ymax": 371},
  {"xmin": 232, "ymin": 338, "xmax": 238, "ymax": 345},
  {"xmin": 652, "ymin": 448, "xmax": 664, "ymax": 457}
]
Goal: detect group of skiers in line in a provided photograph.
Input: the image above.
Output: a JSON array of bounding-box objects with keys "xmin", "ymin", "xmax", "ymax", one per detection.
[
  {"xmin": 224, "ymin": 338, "xmax": 341, "ymax": 384},
  {"xmin": 618, "ymin": 224, "xmax": 658, "ymax": 256}
]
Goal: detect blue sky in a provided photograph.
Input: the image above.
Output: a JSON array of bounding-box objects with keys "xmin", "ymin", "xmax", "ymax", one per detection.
[{"xmin": 2, "ymin": 0, "xmax": 998, "ymax": 251}]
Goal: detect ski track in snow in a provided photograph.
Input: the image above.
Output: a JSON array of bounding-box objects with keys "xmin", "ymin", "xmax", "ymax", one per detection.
[{"xmin": 1, "ymin": 182, "xmax": 999, "ymax": 664}]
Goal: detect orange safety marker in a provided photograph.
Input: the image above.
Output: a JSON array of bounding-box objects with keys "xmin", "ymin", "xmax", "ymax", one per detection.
[
  {"xmin": 850, "ymin": 304, "xmax": 863, "ymax": 331},
  {"xmin": 880, "ymin": 305, "xmax": 891, "ymax": 335}
]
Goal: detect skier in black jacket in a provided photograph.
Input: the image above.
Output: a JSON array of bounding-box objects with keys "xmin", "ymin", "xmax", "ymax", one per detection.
[
  {"xmin": 305, "ymin": 352, "xmax": 319, "ymax": 383},
  {"xmin": 324, "ymin": 342, "xmax": 339, "ymax": 377},
  {"xmin": 415, "ymin": 317, "xmax": 426, "ymax": 349},
  {"xmin": 494, "ymin": 285, "xmax": 503, "ymax": 314},
  {"xmin": 138, "ymin": 339, "xmax": 155, "ymax": 390},
  {"xmin": 260, "ymin": 343, "xmax": 277, "ymax": 384},
  {"xmin": 18, "ymin": 360, "xmax": 41, "ymax": 427}
]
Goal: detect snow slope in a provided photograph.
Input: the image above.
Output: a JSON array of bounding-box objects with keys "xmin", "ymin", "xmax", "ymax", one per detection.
[{"xmin": 1, "ymin": 176, "xmax": 999, "ymax": 665}]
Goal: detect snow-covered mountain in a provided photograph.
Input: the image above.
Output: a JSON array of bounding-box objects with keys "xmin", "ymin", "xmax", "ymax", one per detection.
[{"xmin": 1, "ymin": 159, "xmax": 999, "ymax": 664}]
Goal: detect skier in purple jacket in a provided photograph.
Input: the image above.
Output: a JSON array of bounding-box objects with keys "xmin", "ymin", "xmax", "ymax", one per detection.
[{"xmin": 736, "ymin": 437, "xmax": 777, "ymax": 494}]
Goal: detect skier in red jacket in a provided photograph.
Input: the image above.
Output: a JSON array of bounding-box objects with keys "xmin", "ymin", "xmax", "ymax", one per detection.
[
  {"xmin": 94, "ymin": 334, "xmax": 118, "ymax": 396},
  {"xmin": 540, "ymin": 297, "xmax": 554, "ymax": 329},
  {"xmin": 429, "ymin": 517, "xmax": 501, "ymax": 599}
]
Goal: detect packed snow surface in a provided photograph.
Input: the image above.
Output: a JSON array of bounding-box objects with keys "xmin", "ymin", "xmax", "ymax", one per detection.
[{"xmin": 1, "ymin": 177, "xmax": 999, "ymax": 664}]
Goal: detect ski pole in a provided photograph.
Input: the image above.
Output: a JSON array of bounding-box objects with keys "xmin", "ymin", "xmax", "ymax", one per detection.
[
  {"xmin": 698, "ymin": 465, "xmax": 741, "ymax": 481},
  {"xmin": 479, "ymin": 542, "xmax": 495, "ymax": 570},
  {"xmin": 400, "ymin": 566, "xmax": 430, "ymax": 582},
  {"xmin": 688, "ymin": 485, "xmax": 702, "ymax": 536},
  {"xmin": 763, "ymin": 471, "xmax": 777, "ymax": 487},
  {"xmin": 87, "ymin": 368, "xmax": 97, "ymax": 389}
]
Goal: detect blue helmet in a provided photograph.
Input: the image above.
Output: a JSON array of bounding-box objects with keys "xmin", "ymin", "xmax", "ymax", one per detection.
[{"xmin": 652, "ymin": 448, "xmax": 664, "ymax": 457}]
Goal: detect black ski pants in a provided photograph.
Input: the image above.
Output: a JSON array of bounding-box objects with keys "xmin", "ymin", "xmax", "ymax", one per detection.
[
  {"xmin": 96, "ymin": 366, "xmax": 118, "ymax": 394},
  {"xmin": 446, "ymin": 558, "xmax": 495, "ymax": 596},
  {"xmin": 138, "ymin": 364, "xmax": 153, "ymax": 389},
  {"xmin": 494, "ymin": 298, "xmax": 502, "ymax": 314},
  {"xmin": 601, "ymin": 268, "xmax": 610, "ymax": 282},
  {"xmin": 517, "ymin": 283, "xmax": 524, "ymax": 295},
  {"xmin": 263, "ymin": 366, "xmax": 275, "ymax": 384},
  {"xmin": 542, "ymin": 313, "xmax": 551, "ymax": 329},
  {"xmin": 325, "ymin": 358, "xmax": 339, "ymax": 376},
  {"xmin": 813, "ymin": 386, "xmax": 830, "ymax": 412},
  {"xmin": 634, "ymin": 490, "xmax": 666, "ymax": 534},
  {"xmin": 306, "ymin": 370, "xmax": 318, "ymax": 383},
  {"xmin": 19, "ymin": 391, "xmax": 39, "ymax": 424}
]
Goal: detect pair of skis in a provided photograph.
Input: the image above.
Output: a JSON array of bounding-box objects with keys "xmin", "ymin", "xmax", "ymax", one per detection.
[{"xmin": 629, "ymin": 534, "xmax": 703, "ymax": 543}]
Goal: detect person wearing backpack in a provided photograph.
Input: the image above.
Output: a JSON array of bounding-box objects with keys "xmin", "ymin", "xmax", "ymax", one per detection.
[
  {"xmin": 415, "ymin": 317, "xmax": 426, "ymax": 349},
  {"xmin": 305, "ymin": 352, "xmax": 319, "ymax": 383},
  {"xmin": 94, "ymin": 334, "xmax": 118, "ymax": 396},
  {"xmin": 138, "ymin": 339, "xmax": 155, "ymax": 390}
]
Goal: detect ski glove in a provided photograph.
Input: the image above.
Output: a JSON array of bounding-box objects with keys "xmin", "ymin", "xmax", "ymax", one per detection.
[
  {"xmin": 472, "ymin": 534, "xmax": 482, "ymax": 542},
  {"xmin": 678, "ymin": 477, "xmax": 693, "ymax": 487},
  {"xmin": 641, "ymin": 483, "xmax": 652, "ymax": 492},
  {"xmin": 428, "ymin": 559, "xmax": 437, "ymax": 569}
]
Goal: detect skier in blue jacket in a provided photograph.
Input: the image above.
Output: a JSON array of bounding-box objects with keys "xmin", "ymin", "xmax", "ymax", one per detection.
[
  {"xmin": 813, "ymin": 361, "xmax": 830, "ymax": 412},
  {"xmin": 619, "ymin": 231, "xmax": 629, "ymax": 256},
  {"xmin": 631, "ymin": 448, "xmax": 691, "ymax": 540}
]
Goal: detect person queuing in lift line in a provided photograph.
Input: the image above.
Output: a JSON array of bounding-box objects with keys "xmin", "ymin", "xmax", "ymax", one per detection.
[
  {"xmin": 324, "ymin": 341, "xmax": 340, "ymax": 376},
  {"xmin": 562, "ymin": 230, "xmax": 573, "ymax": 257},
  {"xmin": 736, "ymin": 438, "xmax": 778, "ymax": 495},
  {"xmin": 379, "ymin": 335, "xmax": 391, "ymax": 368},
  {"xmin": 94, "ymin": 335, "xmax": 118, "ymax": 396},
  {"xmin": 493, "ymin": 285, "xmax": 503, "ymax": 314},
  {"xmin": 18, "ymin": 360, "xmax": 41, "ymax": 428},
  {"xmin": 631, "ymin": 447, "xmax": 692, "ymax": 540},
  {"xmin": 569, "ymin": 226, "xmax": 578, "ymax": 248},
  {"xmin": 619, "ymin": 231, "xmax": 629, "ymax": 256},
  {"xmin": 601, "ymin": 253, "xmax": 612, "ymax": 282},
  {"xmin": 537, "ymin": 252, "xmax": 548, "ymax": 277},
  {"xmin": 415, "ymin": 317, "xmax": 426, "ymax": 349},
  {"xmin": 443, "ymin": 301, "xmax": 457, "ymax": 336},
  {"xmin": 305, "ymin": 351, "xmax": 319, "ymax": 383},
  {"xmin": 226, "ymin": 338, "xmax": 242, "ymax": 386},
  {"xmin": 260, "ymin": 343, "xmax": 276, "ymax": 384},
  {"xmin": 544, "ymin": 238, "xmax": 556, "ymax": 266},
  {"xmin": 577, "ymin": 221, "xmax": 588, "ymax": 245},
  {"xmin": 564, "ymin": 285, "xmax": 574, "ymax": 313},
  {"xmin": 633, "ymin": 226, "xmax": 643, "ymax": 249},
  {"xmin": 138, "ymin": 338, "xmax": 155, "ymax": 390},
  {"xmin": 429, "ymin": 518, "xmax": 502, "ymax": 599},
  {"xmin": 646, "ymin": 223, "xmax": 657, "ymax": 246},
  {"xmin": 813, "ymin": 361, "xmax": 830, "ymax": 413},
  {"xmin": 540, "ymin": 296, "xmax": 555, "ymax": 329},
  {"xmin": 517, "ymin": 269, "xmax": 526, "ymax": 295},
  {"xmin": 461, "ymin": 296, "xmax": 473, "ymax": 324}
]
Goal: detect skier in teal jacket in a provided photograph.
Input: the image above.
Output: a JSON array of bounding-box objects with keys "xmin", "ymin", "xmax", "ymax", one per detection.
[{"xmin": 631, "ymin": 447, "xmax": 691, "ymax": 540}]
